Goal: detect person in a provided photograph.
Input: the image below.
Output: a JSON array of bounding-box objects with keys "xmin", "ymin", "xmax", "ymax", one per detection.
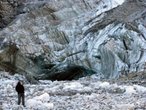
[{"xmin": 15, "ymin": 81, "xmax": 25, "ymax": 107}]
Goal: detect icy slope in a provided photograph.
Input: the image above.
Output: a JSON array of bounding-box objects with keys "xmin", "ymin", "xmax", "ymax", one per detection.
[{"xmin": 0, "ymin": 0, "xmax": 146, "ymax": 80}]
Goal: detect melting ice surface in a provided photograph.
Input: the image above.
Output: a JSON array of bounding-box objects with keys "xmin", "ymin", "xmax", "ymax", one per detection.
[
  {"xmin": 1, "ymin": 72, "xmax": 146, "ymax": 110},
  {"xmin": 114, "ymin": 0, "xmax": 125, "ymax": 5}
]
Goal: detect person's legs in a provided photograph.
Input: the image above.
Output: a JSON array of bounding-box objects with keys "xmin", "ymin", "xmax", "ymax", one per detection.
[
  {"xmin": 21, "ymin": 93, "xmax": 25, "ymax": 107},
  {"xmin": 18, "ymin": 94, "xmax": 21, "ymax": 105}
]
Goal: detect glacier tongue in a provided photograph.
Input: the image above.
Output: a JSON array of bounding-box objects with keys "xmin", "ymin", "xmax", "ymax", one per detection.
[{"xmin": 0, "ymin": 0, "xmax": 146, "ymax": 80}]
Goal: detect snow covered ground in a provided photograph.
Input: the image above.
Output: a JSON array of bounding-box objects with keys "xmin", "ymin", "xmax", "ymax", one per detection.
[{"xmin": 1, "ymin": 72, "xmax": 146, "ymax": 110}]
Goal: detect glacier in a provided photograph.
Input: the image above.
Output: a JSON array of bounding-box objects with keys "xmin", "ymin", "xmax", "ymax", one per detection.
[{"xmin": 0, "ymin": 0, "xmax": 146, "ymax": 81}]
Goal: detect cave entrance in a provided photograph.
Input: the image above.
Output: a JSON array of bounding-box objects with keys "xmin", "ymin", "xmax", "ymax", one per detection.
[{"xmin": 39, "ymin": 64, "xmax": 96, "ymax": 81}]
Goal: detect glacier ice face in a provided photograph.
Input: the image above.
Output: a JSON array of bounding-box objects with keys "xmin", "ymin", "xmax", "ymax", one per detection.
[{"xmin": 0, "ymin": 0, "xmax": 146, "ymax": 80}]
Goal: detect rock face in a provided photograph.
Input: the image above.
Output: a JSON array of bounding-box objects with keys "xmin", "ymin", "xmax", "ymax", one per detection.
[
  {"xmin": 0, "ymin": 0, "xmax": 146, "ymax": 80},
  {"xmin": 0, "ymin": 0, "xmax": 24, "ymax": 29}
]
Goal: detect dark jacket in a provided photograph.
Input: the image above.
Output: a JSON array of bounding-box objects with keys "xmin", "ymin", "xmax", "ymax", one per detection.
[{"xmin": 15, "ymin": 82, "xmax": 24, "ymax": 93}]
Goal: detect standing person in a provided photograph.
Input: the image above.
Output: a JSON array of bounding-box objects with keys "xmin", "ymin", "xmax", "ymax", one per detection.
[{"xmin": 15, "ymin": 81, "xmax": 25, "ymax": 107}]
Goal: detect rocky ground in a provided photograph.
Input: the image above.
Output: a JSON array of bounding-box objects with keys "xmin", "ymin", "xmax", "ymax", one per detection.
[{"xmin": 1, "ymin": 72, "xmax": 146, "ymax": 110}]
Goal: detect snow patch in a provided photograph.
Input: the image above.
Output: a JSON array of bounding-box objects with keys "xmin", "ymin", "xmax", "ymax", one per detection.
[
  {"xmin": 114, "ymin": 0, "xmax": 125, "ymax": 5},
  {"xmin": 116, "ymin": 104, "xmax": 135, "ymax": 110},
  {"xmin": 134, "ymin": 85, "xmax": 146, "ymax": 93},
  {"xmin": 63, "ymin": 82, "xmax": 83, "ymax": 90},
  {"xmin": 33, "ymin": 93, "xmax": 50, "ymax": 102},
  {"xmin": 26, "ymin": 93, "xmax": 53, "ymax": 110},
  {"xmin": 99, "ymin": 82, "xmax": 110, "ymax": 88},
  {"xmin": 124, "ymin": 86, "xmax": 136, "ymax": 95}
]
